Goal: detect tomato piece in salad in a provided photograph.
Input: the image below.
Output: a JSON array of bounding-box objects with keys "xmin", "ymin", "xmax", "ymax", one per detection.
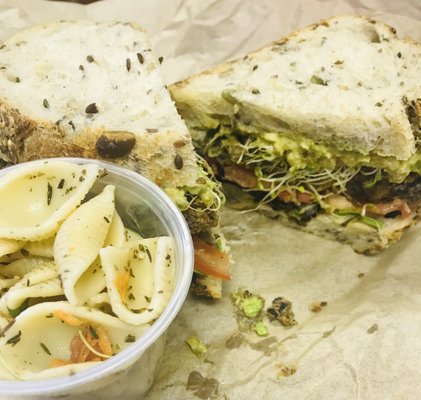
[{"xmin": 192, "ymin": 237, "xmax": 231, "ymax": 281}]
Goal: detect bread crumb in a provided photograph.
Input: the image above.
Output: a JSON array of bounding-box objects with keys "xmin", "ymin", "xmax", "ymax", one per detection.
[
  {"xmin": 267, "ymin": 297, "xmax": 297, "ymax": 327},
  {"xmin": 367, "ymin": 323, "xmax": 378, "ymax": 334},
  {"xmin": 277, "ymin": 363, "xmax": 297, "ymax": 378},
  {"xmin": 309, "ymin": 301, "xmax": 328, "ymax": 313},
  {"xmin": 357, "ymin": 272, "xmax": 365, "ymax": 278}
]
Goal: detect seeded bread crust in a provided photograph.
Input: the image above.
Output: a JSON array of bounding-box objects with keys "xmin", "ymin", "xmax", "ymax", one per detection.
[
  {"xmin": 0, "ymin": 21, "xmax": 199, "ymax": 190},
  {"xmin": 170, "ymin": 15, "xmax": 421, "ymax": 160}
]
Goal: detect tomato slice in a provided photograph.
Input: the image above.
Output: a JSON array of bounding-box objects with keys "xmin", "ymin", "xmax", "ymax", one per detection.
[{"xmin": 192, "ymin": 237, "xmax": 231, "ymax": 281}]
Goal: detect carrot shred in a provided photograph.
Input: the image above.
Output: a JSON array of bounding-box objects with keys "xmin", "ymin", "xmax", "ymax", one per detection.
[
  {"xmin": 49, "ymin": 358, "xmax": 71, "ymax": 368},
  {"xmin": 53, "ymin": 310, "xmax": 86, "ymax": 327},
  {"xmin": 114, "ymin": 270, "xmax": 131, "ymax": 304}
]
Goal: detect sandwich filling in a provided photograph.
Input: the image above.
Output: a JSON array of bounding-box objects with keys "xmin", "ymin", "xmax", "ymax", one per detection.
[
  {"xmin": 198, "ymin": 122, "xmax": 421, "ymax": 230},
  {"xmin": 164, "ymin": 156, "xmax": 225, "ymax": 234}
]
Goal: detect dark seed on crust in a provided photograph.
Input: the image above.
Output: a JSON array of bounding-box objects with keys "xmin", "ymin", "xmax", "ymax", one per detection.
[
  {"xmin": 79, "ymin": 64, "xmax": 84, "ymax": 71},
  {"xmin": 137, "ymin": 52, "xmax": 144, "ymax": 64},
  {"xmin": 126, "ymin": 58, "xmax": 131, "ymax": 71},
  {"xmin": 146, "ymin": 128, "xmax": 158, "ymax": 133},
  {"xmin": 87, "ymin": 55, "xmax": 95, "ymax": 63},
  {"xmin": 158, "ymin": 56, "xmax": 164, "ymax": 64},
  {"xmin": 174, "ymin": 154, "xmax": 183, "ymax": 170},
  {"xmin": 85, "ymin": 103, "xmax": 99, "ymax": 114},
  {"xmin": 173, "ymin": 139, "xmax": 186, "ymax": 148},
  {"xmin": 43, "ymin": 98, "xmax": 49, "ymax": 109},
  {"xmin": 96, "ymin": 131, "xmax": 136, "ymax": 158}
]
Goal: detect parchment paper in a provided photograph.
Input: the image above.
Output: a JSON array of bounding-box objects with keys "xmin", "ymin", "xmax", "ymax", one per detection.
[{"xmin": 1, "ymin": 1, "xmax": 421, "ymax": 399}]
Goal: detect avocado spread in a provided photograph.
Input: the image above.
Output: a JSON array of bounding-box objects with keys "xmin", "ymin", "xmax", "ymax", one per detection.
[
  {"xmin": 205, "ymin": 126, "xmax": 421, "ymax": 184},
  {"xmin": 164, "ymin": 156, "xmax": 225, "ymax": 212}
]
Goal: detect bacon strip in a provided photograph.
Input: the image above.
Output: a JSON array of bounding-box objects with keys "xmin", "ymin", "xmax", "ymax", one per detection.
[
  {"xmin": 278, "ymin": 190, "xmax": 313, "ymax": 204},
  {"xmin": 69, "ymin": 325, "xmax": 112, "ymax": 363},
  {"xmin": 223, "ymin": 165, "xmax": 257, "ymax": 189},
  {"xmin": 367, "ymin": 198, "xmax": 412, "ymax": 218}
]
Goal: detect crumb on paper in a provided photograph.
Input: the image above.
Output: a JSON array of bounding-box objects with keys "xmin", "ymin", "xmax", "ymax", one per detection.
[
  {"xmin": 186, "ymin": 371, "xmax": 219, "ymax": 400},
  {"xmin": 231, "ymin": 288, "xmax": 269, "ymax": 336},
  {"xmin": 277, "ymin": 363, "xmax": 297, "ymax": 378},
  {"xmin": 367, "ymin": 323, "xmax": 379, "ymax": 334},
  {"xmin": 232, "ymin": 288, "xmax": 265, "ymax": 318},
  {"xmin": 322, "ymin": 326, "xmax": 336, "ymax": 338},
  {"xmin": 357, "ymin": 272, "xmax": 365, "ymax": 278},
  {"xmin": 267, "ymin": 297, "xmax": 297, "ymax": 327},
  {"xmin": 253, "ymin": 321, "xmax": 269, "ymax": 336},
  {"xmin": 309, "ymin": 301, "xmax": 328, "ymax": 313},
  {"xmin": 185, "ymin": 336, "xmax": 208, "ymax": 357}
]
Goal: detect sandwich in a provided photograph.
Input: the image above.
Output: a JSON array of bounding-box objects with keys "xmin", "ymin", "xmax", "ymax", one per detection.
[
  {"xmin": 0, "ymin": 21, "xmax": 229, "ymax": 298},
  {"xmin": 170, "ymin": 15, "xmax": 421, "ymax": 254}
]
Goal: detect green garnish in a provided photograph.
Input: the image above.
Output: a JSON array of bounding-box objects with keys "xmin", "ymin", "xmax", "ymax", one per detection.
[
  {"xmin": 363, "ymin": 169, "xmax": 382, "ymax": 189},
  {"xmin": 335, "ymin": 209, "xmax": 384, "ymax": 230},
  {"xmin": 40, "ymin": 342, "xmax": 51, "ymax": 355},
  {"xmin": 145, "ymin": 247, "xmax": 152, "ymax": 263},
  {"xmin": 47, "ymin": 182, "xmax": 53, "ymax": 205},
  {"xmin": 311, "ymin": 75, "xmax": 328, "ymax": 86},
  {"xmin": 57, "ymin": 178, "xmax": 65, "ymax": 189},
  {"xmin": 233, "ymin": 289, "xmax": 265, "ymax": 318},
  {"xmin": 360, "ymin": 215, "xmax": 384, "ymax": 229},
  {"xmin": 185, "ymin": 336, "xmax": 208, "ymax": 357},
  {"xmin": 88, "ymin": 325, "xmax": 99, "ymax": 340},
  {"xmin": 124, "ymin": 334, "xmax": 136, "ymax": 343},
  {"xmin": 6, "ymin": 331, "xmax": 21, "ymax": 346},
  {"xmin": 8, "ymin": 299, "xmax": 29, "ymax": 318},
  {"xmin": 253, "ymin": 321, "xmax": 269, "ymax": 336}
]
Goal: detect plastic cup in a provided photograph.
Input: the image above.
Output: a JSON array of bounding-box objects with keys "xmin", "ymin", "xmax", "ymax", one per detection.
[{"xmin": 0, "ymin": 158, "xmax": 194, "ymax": 400}]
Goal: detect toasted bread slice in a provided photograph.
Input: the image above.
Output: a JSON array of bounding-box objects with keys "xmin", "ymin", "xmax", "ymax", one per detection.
[{"xmin": 170, "ymin": 15, "xmax": 420, "ymax": 161}]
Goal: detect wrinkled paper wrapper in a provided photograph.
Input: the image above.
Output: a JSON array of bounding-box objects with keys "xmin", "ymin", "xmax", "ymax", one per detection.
[{"xmin": 0, "ymin": 0, "xmax": 421, "ymax": 399}]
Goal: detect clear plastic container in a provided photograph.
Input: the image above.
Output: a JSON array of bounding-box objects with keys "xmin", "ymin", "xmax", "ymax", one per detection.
[{"xmin": 0, "ymin": 158, "xmax": 194, "ymax": 400}]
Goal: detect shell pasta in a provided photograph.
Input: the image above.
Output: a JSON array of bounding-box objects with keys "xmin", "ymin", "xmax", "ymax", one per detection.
[{"xmin": 0, "ymin": 161, "xmax": 175, "ymax": 380}]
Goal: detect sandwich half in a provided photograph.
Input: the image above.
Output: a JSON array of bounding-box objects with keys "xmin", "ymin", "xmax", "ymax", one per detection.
[
  {"xmin": 170, "ymin": 15, "xmax": 421, "ymax": 254},
  {"xmin": 0, "ymin": 21, "xmax": 229, "ymax": 298}
]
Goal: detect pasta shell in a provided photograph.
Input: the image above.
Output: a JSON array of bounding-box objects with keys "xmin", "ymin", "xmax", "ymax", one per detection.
[
  {"xmin": 0, "ymin": 301, "xmax": 147, "ymax": 380},
  {"xmin": 0, "ymin": 251, "xmax": 25, "ymax": 265},
  {"xmin": 104, "ymin": 210, "xmax": 126, "ymax": 247},
  {"xmin": 124, "ymin": 238, "xmax": 157, "ymax": 310},
  {"xmin": 23, "ymin": 236, "xmax": 55, "ymax": 258},
  {"xmin": 70, "ymin": 258, "xmax": 106, "ymax": 306},
  {"xmin": 0, "ymin": 239, "xmax": 25, "ymax": 258},
  {"xmin": 86, "ymin": 292, "xmax": 110, "ymax": 309},
  {"xmin": 0, "ymin": 263, "xmax": 60, "ymax": 315},
  {"xmin": 0, "ymin": 257, "xmax": 55, "ymax": 279},
  {"xmin": 54, "ymin": 185, "xmax": 115, "ymax": 305},
  {"xmin": 124, "ymin": 228, "xmax": 143, "ymax": 242},
  {"xmin": 0, "ymin": 161, "xmax": 100, "ymax": 240},
  {"xmin": 100, "ymin": 237, "xmax": 175, "ymax": 325},
  {"xmin": 0, "ymin": 276, "xmax": 19, "ymax": 292}
]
